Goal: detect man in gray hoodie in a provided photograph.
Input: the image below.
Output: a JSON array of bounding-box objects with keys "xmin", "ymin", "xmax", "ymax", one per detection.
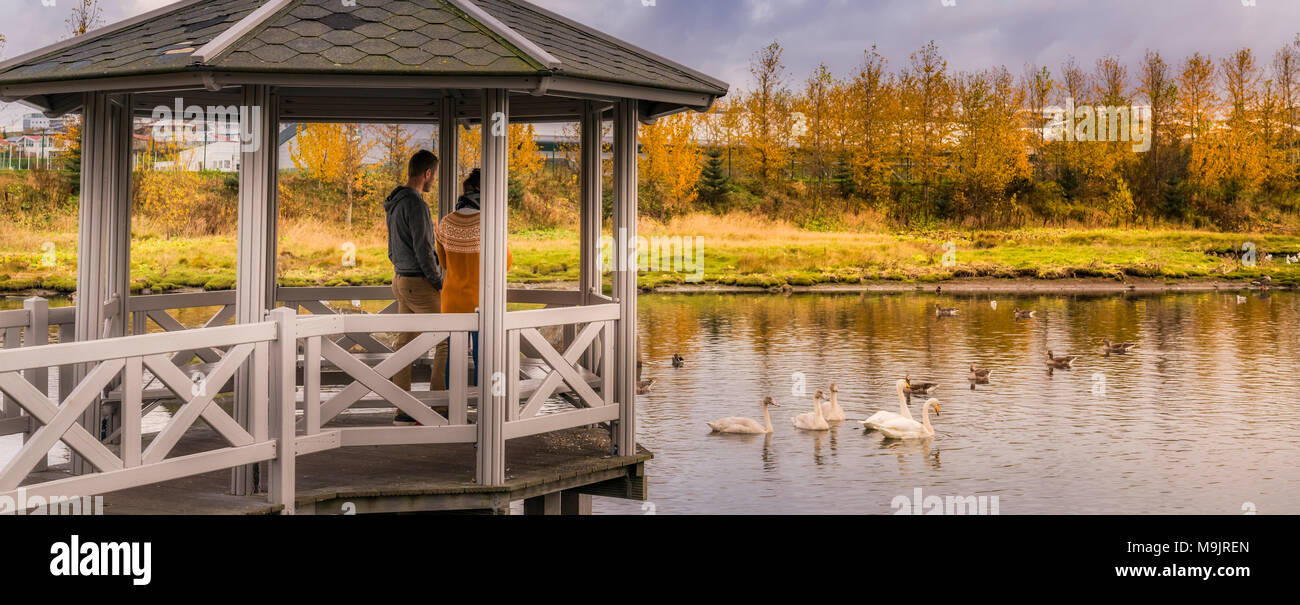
[{"xmin": 384, "ymin": 150, "xmax": 446, "ymax": 425}]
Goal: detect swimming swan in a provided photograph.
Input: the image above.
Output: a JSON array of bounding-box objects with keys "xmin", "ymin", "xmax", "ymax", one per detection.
[
  {"xmin": 708, "ymin": 397, "xmax": 780, "ymax": 434},
  {"xmin": 821, "ymin": 383, "xmax": 846, "ymax": 422},
  {"xmin": 792, "ymin": 389, "xmax": 831, "ymax": 431},
  {"xmin": 876, "ymin": 398, "xmax": 941, "ymax": 440},
  {"xmin": 863, "ymin": 379, "xmax": 914, "ymax": 431}
]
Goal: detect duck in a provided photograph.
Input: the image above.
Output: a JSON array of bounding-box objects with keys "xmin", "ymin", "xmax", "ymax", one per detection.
[
  {"xmin": 671, "ymin": 353, "xmax": 685, "ymax": 368},
  {"xmin": 820, "ymin": 383, "xmax": 846, "ymax": 422},
  {"xmin": 792, "ymin": 389, "xmax": 831, "ymax": 431},
  {"xmin": 1100, "ymin": 338, "xmax": 1138, "ymax": 355},
  {"xmin": 708, "ymin": 397, "xmax": 780, "ymax": 434},
  {"xmin": 1044, "ymin": 350, "xmax": 1077, "ymax": 369},
  {"xmin": 968, "ymin": 365, "xmax": 992, "ymax": 383},
  {"xmin": 934, "ymin": 303, "xmax": 959, "ymax": 317},
  {"xmin": 1013, "ymin": 308, "xmax": 1036, "ymax": 320},
  {"xmin": 637, "ymin": 378, "xmax": 656, "ymax": 394},
  {"xmin": 876, "ymin": 398, "xmax": 942, "ymax": 440},
  {"xmin": 863, "ymin": 379, "xmax": 914, "ymax": 431},
  {"xmin": 904, "ymin": 375, "xmax": 939, "ymax": 395}
]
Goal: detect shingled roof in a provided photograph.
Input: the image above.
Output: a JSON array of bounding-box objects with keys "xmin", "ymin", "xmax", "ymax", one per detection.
[{"xmin": 0, "ymin": 0, "xmax": 728, "ymax": 98}]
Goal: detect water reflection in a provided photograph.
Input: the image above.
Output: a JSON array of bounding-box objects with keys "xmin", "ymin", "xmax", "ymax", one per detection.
[{"xmin": 606, "ymin": 291, "xmax": 1300, "ymax": 515}]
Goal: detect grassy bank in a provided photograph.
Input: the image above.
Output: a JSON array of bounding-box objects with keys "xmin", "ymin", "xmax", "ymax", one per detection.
[{"xmin": 2, "ymin": 213, "xmax": 1298, "ymax": 295}]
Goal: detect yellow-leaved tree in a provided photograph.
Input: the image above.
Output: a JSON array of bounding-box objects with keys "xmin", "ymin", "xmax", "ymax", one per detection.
[{"xmin": 639, "ymin": 112, "xmax": 702, "ymax": 218}]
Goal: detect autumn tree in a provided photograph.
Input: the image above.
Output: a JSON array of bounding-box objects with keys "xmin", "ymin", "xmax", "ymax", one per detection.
[
  {"xmin": 897, "ymin": 41, "xmax": 955, "ymax": 220},
  {"xmin": 371, "ymin": 124, "xmax": 415, "ymax": 184},
  {"xmin": 796, "ymin": 62, "xmax": 838, "ymax": 202},
  {"xmin": 742, "ymin": 41, "xmax": 793, "ymax": 188},
  {"xmin": 639, "ymin": 112, "xmax": 702, "ymax": 218},
  {"xmin": 66, "ymin": 0, "xmax": 103, "ymax": 37},
  {"xmin": 1138, "ymin": 49, "xmax": 1177, "ymax": 206},
  {"xmin": 845, "ymin": 46, "xmax": 892, "ymax": 206},
  {"xmin": 951, "ymin": 67, "xmax": 1029, "ymax": 225}
]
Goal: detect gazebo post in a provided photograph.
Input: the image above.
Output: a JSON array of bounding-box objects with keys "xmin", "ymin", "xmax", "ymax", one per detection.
[
  {"xmin": 103, "ymin": 93, "xmax": 134, "ymax": 440},
  {"xmin": 477, "ymin": 89, "xmax": 510, "ymax": 486},
  {"xmin": 611, "ymin": 99, "xmax": 638, "ymax": 456},
  {"xmin": 579, "ymin": 101, "xmax": 603, "ymax": 374},
  {"xmin": 71, "ymin": 91, "xmax": 131, "ymax": 474},
  {"xmin": 438, "ymin": 95, "xmax": 460, "ymax": 220},
  {"xmin": 579, "ymin": 101, "xmax": 603, "ymax": 306},
  {"xmin": 232, "ymin": 84, "xmax": 280, "ymax": 495}
]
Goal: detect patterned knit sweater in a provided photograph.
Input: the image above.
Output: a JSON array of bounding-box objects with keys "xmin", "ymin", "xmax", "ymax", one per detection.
[{"xmin": 435, "ymin": 210, "xmax": 513, "ymax": 314}]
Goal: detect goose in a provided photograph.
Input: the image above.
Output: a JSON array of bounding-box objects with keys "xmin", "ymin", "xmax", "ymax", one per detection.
[
  {"xmin": 1044, "ymin": 350, "xmax": 1077, "ymax": 369},
  {"xmin": 969, "ymin": 365, "xmax": 992, "ymax": 383},
  {"xmin": 637, "ymin": 378, "xmax": 656, "ymax": 394},
  {"xmin": 1014, "ymin": 308, "xmax": 1036, "ymax": 320},
  {"xmin": 876, "ymin": 398, "xmax": 942, "ymax": 440},
  {"xmin": 672, "ymin": 353, "xmax": 685, "ymax": 368},
  {"xmin": 904, "ymin": 375, "xmax": 939, "ymax": 395},
  {"xmin": 1252, "ymin": 275, "xmax": 1272, "ymax": 288},
  {"xmin": 934, "ymin": 303, "xmax": 959, "ymax": 317},
  {"xmin": 792, "ymin": 389, "xmax": 831, "ymax": 431},
  {"xmin": 820, "ymin": 383, "xmax": 846, "ymax": 422},
  {"xmin": 863, "ymin": 379, "xmax": 914, "ymax": 431},
  {"xmin": 1100, "ymin": 338, "xmax": 1138, "ymax": 355},
  {"xmin": 708, "ymin": 397, "xmax": 780, "ymax": 434}
]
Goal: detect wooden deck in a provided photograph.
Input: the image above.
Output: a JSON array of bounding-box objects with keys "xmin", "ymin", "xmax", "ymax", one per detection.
[{"xmin": 21, "ymin": 414, "xmax": 650, "ymax": 515}]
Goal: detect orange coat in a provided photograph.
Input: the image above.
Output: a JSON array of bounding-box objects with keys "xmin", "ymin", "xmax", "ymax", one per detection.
[{"xmin": 435, "ymin": 210, "xmax": 513, "ymax": 314}]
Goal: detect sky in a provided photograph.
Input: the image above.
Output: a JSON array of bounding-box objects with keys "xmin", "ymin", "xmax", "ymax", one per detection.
[{"xmin": 3, "ymin": 0, "xmax": 1300, "ymax": 126}]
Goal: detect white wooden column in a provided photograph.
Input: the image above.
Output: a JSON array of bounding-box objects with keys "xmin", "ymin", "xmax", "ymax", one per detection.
[
  {"xmin": 438, "ymin": 95, "xmax": 460, "ymax": 220},
  {"xmin": 612, "ymin": 100, "xmax": 638, "ymax": 456},
  {"xmin": 105, "ymin": 94, "xmax": 133, "ymax": 341},
  {"xmin": 233, "ymin": 84, "xmax": 279, "ymax": 495},
  {"xmin": 579, "ymin": 101, "xmax": 603, "ymax": 304},
  {"xmin": 72, "ymin": 91, "xmax": 130, "ymax": 474},
  {"xmin": 477, "ymin": 89, "xmax": 509, "ymax": 486}
]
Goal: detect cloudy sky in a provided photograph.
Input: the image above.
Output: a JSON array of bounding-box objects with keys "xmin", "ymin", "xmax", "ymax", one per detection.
[{"xmin": 3, "ymin": 0, "xmax": 1300, "ymax": 125}]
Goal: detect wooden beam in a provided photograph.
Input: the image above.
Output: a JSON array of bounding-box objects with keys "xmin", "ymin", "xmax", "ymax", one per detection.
[
  {"xmin": 612, "ymin": 99, "xmax": 639, "ymax": 456},
  {"xmin": 477, "ymin": 89, "xmax": 510, "ymax": 486},
  {"xmin": 191, "ymin": 0, "xmax": 295, "ymax": 65},
  {"xmin": 233, "ymin": 84, "xmax": 279, "ymax": 495},
  {"xmin": 438, "ymin": 95, "xmax": 460, "ymax": 220}
]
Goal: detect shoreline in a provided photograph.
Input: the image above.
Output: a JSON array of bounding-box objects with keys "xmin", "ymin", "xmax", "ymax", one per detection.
[{"xmin": 3, "ymin": 277, "xmax": 1287, "ymax": 301}]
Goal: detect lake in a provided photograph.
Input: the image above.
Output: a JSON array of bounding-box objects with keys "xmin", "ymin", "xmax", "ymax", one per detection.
[
  {"xmin": 4, "ymin": 290, "xmax": 1298, "ymax": 514},
  {"xmin": 600, "ymin": 291, "xmax": 1300, "ymax": 515}
]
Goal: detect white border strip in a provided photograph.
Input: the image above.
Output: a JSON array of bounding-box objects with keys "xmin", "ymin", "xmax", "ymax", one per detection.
[
  {"xmin": 0, "ymin": 0, "xmax": 209, "ymax": 73},
  {"xmin": 192, "ymin": 0, "xmax": 297, "ymax": 65},
  {"xmin": 447, "ymin": 0, "xmax": 563, "ymax": 71}
]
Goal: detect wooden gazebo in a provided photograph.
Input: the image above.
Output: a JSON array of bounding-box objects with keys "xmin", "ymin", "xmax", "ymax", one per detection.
[{"xmin": 0, "ymin": 0, "xmax": 727, "ymax": 513}]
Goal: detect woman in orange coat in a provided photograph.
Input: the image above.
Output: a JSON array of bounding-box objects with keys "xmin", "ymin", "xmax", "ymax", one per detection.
[{"xmin": 436, "ymin": 169, "xmax": 512, "ymax": 386}]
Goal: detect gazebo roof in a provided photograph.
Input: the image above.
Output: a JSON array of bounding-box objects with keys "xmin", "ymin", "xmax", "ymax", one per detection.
[{"xmin": 0, "ymin": 0, "xmax": 728, "ymax": 119}]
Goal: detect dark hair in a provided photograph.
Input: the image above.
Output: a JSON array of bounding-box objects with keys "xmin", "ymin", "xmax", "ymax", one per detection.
[
  {"xmin": 408, "ymin": 150, "xmax": 438, "ymax": 178},
  {"xmin": 463, "ymin": 168, "xmax": 481, "ymax": 193}
]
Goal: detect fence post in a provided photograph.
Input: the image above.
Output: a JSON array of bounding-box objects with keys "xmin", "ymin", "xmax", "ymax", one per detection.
[
  {"xmin": 268, "ymin": 308, "xmax": 297, "ymax": 514},
  {"xmin": 23, "ymin": 298, "xmax": 49, "ymax": 472}
]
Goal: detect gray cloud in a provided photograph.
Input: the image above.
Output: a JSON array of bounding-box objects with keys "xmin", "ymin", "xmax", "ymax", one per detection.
[{"xmin": 3, "ymin": 0, "xmax": 1299, "ymax": 125}]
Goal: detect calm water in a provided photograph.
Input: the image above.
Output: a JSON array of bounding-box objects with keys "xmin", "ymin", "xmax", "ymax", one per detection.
[
  {"xmin": 600, "ymin": 291, "xmax": 1300, "ymax": 515},
  {"xmin": 4, "ymin": 291, "xmax": 1298, "ymax": 514}
]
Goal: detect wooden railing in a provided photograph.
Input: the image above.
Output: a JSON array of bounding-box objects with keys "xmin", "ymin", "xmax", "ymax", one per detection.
[{"xmin": 0, "ymin": 288, "xmax": 625, "ymax": 513}]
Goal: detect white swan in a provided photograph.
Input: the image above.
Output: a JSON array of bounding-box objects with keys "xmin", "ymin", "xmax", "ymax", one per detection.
[
  {"xmin": 862, "ymin": 379, "xmax": 913, "ymax": 431},
  {"xmin": 708, "ymin": 397, "xmax": 780, "ymax": 434},
  {"xmin": 792, "ymin": 389, "xmax": 831, "ymax": 431},
  {"xmin": 820, "ymin": 383, "xmax": 846, "ymax": 422},
  {"xmin": 876, "ymin": 398, "xmax": 941, "ymax": 440}
]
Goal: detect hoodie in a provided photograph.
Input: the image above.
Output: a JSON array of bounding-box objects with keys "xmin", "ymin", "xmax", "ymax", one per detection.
[{"xmin": 384, "ymin": 186, "xmax": 444, "ymax": 289}]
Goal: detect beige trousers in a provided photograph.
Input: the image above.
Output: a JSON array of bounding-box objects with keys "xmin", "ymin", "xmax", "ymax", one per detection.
[{"xmin": 391, "ymin": 276, "xmax": 449, "ymax": 392}]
